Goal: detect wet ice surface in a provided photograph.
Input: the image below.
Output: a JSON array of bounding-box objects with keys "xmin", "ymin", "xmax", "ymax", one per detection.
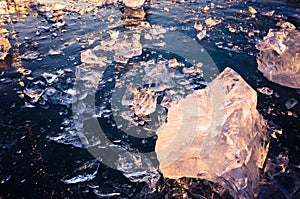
[
  {"xmin": 61, "ymin": 160, "xmax": 100, "ymax": 184},
  {"xmin": 156, "ymin": 67, "xmax": 270, "ymax": 198},
  {"xmin": 256, "ymin": 22, "xmax": 300, "ymax": 88},
  {"xmin": 0, "ymin": 0, "xmax": 300, "ymax": 198}
]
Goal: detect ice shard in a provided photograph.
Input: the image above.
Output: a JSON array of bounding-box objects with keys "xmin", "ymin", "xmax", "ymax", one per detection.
[
  {"xmin": 256, "ymin": 23, "xmax": 300, "ymax": 88},
  {"xmin": 155, "ymin": 67, "xmax": 269, "ymax": 198},
  {"xmin": 122, "ymin": 84, "xmax": 158, "ymax": 117},
  {"xmin": 61, "ymin": 160, "xmax": 100, "ymax": 185},
  {"xmin": 115, "ymin": 152, "xmax": 160, "ymax": 191},
  {"xmin": 0, "ymin": 38, "xmax": 11, "ymax": 60}
]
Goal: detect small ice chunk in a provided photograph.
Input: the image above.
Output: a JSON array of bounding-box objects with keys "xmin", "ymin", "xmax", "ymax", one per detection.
[
  {"xmin": 61, "ymin": 118, "xmax": 70, "ymax": 126},
  {"xmin": 108, "ymin": 29, "xmax": 119, "ymax": 39},
  {"xmin": 64, "ymin": 88, "xmax": 77, "ymax": 96},
  {"xmin": 51, "ymin": 1, "xmax": 66, "ymax": 11},
  {"xmin": 0, "ymin": 38, "xmax": 11, "ymax": 60},
  {"xmin": 0, "ymin": 175, "xmax": 11, "ymax": 184},
  {"xmin": 115, "ymin": 153, "xmax": 160, "ymax": 190},
  {"xmin": 194, "ymin": 22, "xmax": 203, "ymax": 31},
  {"xmin": 261, "ymin": 10, "xmax": 275, "ymax": 17},
  {"xmin": 51, "ymin": 33, "xmax": 58, "ymax": 38},
  {"xmin": 149, "ymin": 25, "xmax": 166, "ymax": 35},
  {"xmin": 21, "ymin": 51, "xmax": 40, "ymax": 60},
  {"xmin": 123, "ymin": 0, "xmax": 145, "ymax": 8},
  {"xmin": 264, "ymin": 151, "xmax": 289, "ymax": 179},
  {"xmin": 144, "ymin": 33, "xmax": 152, "ymax": 40},
  {"xmin": 143, "ymin": 62, "xmax": 174, "ymax": 92},
  {"xmin": 248, "ymin": 6, "xmax": 257, "ymax": 16},
  {"xmin": 114, "ymin": 33, "xmax": 142, "ymax": 61},
  {"xmin": 168, "ymin": 58, "xmax": 181, "ymax": 69},
  {"xmin": 1, "ymin": 77, "xmax": 12, "ymax": 84},
  {"xmin": 42, "ymin": 72, "xmax": 58, "ymax": 84},
  {"xmin": 285, "ymin": 98, "xmax": 298, "ymax": 109},
  {"xmin": 257, "ymin": 87, "xmax": 273, "ymax": 96},
  {"xmin": 37, "ymin": 26, "xmax": 50, "ymax": 32},
  {"xmin": 24, "ymin": 88, "xmax": 45, "ymax": 103},
  {"xmin": 203, "ymin": 5, "xmax": 210, "ymax": 12},
  {"xmin": 182, "ymin": 66, "xmax": 202, "ymax": 75},
  {"xmin": 48, "ymin": 130, "xmax": 83, "ymax": 148},
  {"xmin": 93, "ymin": 190, "xmax": 121, "ymax": 198},
  {"xmin": 122, "ymin": 85, "xmax": 157, "ymax": 116},
  {"xmin": 276, "ymin": 21, "xmax": 296, "ymax": 30},
  {"xmin": 0, "ymin": 1, "xmax": 8, "ymax": 15},
  {"xmin": 61, "ymin": 160, "xmax": 100, "ymax": 184},
  {"xmin": 22, "ymin": 102, "xmax": 35, "ymax": 108},
  {"xmin": 80, "ymin": 49, "xmax": 107, "ymax": 66},
  {"xmin": 0, "ymin": 28, "xmax": 9, "ymax": 37},
  {"xmin": 205, "ymin": 17, "xmax": 221, "ymax": 28},
  {"xmin": 48, "ymin": 49, "xmax": 63, "ymax": 56},
  {"xmin": 17, "ymin": 68, "xmax": 32, "ymax": 76},
  {"xmin": 196, "ymin": 30, "xmax": 207, "ymax": 41},
  {"xmin": 45, "ymin": 87, "xmax": 56, "ymax": 96}
]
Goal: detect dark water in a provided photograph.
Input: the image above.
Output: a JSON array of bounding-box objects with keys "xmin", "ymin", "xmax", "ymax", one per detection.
[{"xmin": 0, "ymin": 0, "xmax": 299, "ymax": 198}]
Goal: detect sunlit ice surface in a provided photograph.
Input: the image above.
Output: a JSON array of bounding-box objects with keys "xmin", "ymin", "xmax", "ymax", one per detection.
[{"xmin": 0, "ymin": 0, "xmax": 299, "ymax": 198}]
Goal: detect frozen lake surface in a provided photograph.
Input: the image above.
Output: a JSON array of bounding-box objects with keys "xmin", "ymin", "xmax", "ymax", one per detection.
[{"xmin": 0, "ymin": 0, "xmax": 299, "ymax": 198}]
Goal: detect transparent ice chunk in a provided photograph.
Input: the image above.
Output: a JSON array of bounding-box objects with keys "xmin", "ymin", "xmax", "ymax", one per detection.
[
  {"xmin": 123, "ymin": 0, "xmax": 145, "ymax": 8},
  {"xmin": 22, "ymin": 102, "xmax": 35, "ymax": 108},
  {"xmin": 122, "ymin": 85, "xmax": 157, "ymax": 117},
  {"xmin": 23, "ymin": 88, "xmax": 45, "ymax": 103},
  {"xmin": 48, "ymin": 130, "xmax": 83, "ymax": 148},
  {"xmin": 143, "ymin": 62, "xmax": 174, "ymax": 92},
  {"xmin": 156, "ymin": 68, "xmax": 269, "ymax": 199},
  {"xmin": 0, "ymin": 38, "xmax": 11, "ymax": 60},
  {"xmin": 196, "ymin": 30, "xmax": 207, "ymax": 41},
  {"xmin": 21, "ymin": 51, "xmax": 40, "ymax": 60},
  {"xmin": 61, "ymin": 160, "xmax": 100, "ymax": 185},
  {"xmin": 93, "ymin": 190, "xmax": 121, "ymax": 198},
  {"xmin": 0, "ymin": 175, "xmax": 11, "ymax": 184},
  {"xmin": 115, "ymin": 153, "xmax": 160, "ymax": 191},
  {"xmin": 285, "ymin": 98, "xmax": 298, "ymax": 110},
  {"xmin": 257, "ymin": 87, "xmax": 273, "ymax": 96},
  {"xmin": 48, "ymin": 49, "xmax": 63, "ymax": 56},
  {"xmin": 256, "ymin": 24, "xmax": 300, "ymax": 88},
  {"xmin": 42, "ymin": 72, "xmax": 58, "ymax": 84}
]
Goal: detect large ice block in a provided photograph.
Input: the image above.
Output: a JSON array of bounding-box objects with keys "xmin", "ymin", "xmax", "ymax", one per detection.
[
  {"xmin": 256, "ymin": 23, "xmax": 300, "ymax": 88},
  {"xmin": 155, "ymin": 67, "xmax": 269, "ymax": 198}
]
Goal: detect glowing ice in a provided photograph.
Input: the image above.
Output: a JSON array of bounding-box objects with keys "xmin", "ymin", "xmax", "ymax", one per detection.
[
  {"xmin": 155, "ymin": 67, "xmax": 269, "ymax": 199},
  {"xmin": 256, "ymin": 23, "xmax": 300, "ymax": 88}
]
